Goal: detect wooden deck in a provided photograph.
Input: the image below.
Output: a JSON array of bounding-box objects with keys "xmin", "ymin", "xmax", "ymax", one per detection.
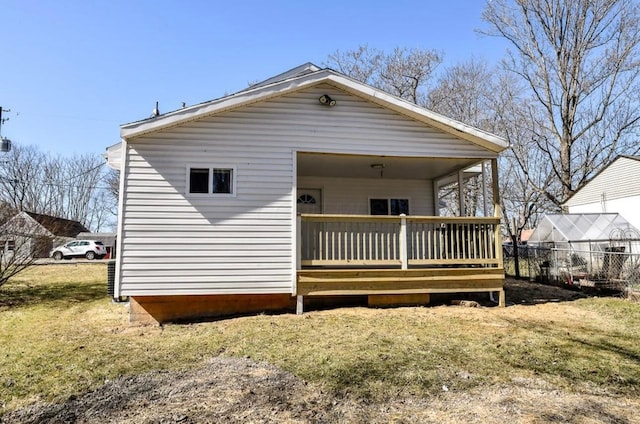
[{"xmin": 295, "ymin": 214, "xmax": 506, "ymax": 313}]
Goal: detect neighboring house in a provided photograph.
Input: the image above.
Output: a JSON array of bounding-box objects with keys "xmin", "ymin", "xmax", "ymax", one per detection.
[
  {"xmin": 0, "ymin": 211, "xmax": 88, "ymax": 259},
  {"xmin": 76, "ymin": 232, "xmax": 117, "ymax": 259},
  {"xmin": 564, "ymin": 156, "xmax": 640, "ymax": 231},
  {"xmin": 107, "ymin": 63, "xmax": 509, "ymax": 323}
]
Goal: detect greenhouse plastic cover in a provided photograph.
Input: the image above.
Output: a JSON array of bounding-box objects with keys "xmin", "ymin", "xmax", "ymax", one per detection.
[{"xmin": 528, "ymin": 213, "xmax": 639, "ymax": 244}]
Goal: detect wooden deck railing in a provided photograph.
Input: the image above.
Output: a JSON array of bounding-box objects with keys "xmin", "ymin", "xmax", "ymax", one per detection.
[{"xmin": 298, "ymin": 214, "xmax": 502, "ymax": 269}]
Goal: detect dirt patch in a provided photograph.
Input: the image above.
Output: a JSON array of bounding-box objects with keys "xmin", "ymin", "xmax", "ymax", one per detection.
[
  {"xmin": 504, "ymin": 278, "xmax": 588, "ymax": 305},
  {"xmin": 2, "ymin": 356, "xmax": 637, "ymax": 424},
  {"xmin": 1, "ymin": 357, "xmax": 335, "ymax": 424},
  {"xmin": 3, "ymin": 280, "xmax": 637, "ymax": 423}
]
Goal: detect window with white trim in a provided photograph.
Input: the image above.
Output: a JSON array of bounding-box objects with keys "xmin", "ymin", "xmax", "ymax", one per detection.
[
  {"xmin": 187, "ymin": 165, "xmax": 236, "ymax": 196},
  {"xmin": 370, "ymin": 198, "xmax": 409, "ymax": 215}
]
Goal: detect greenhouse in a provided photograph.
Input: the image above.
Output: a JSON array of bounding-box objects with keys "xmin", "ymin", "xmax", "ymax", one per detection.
[
  {"xmin": 525, "ymin": 213, "xmax": 640, "ymax": 288},
  {"xmin": 528, "ymin": 213, "xmax": 639, "ymax": 249}
]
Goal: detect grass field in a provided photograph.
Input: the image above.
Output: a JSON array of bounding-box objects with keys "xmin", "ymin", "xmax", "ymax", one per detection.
[{"xmin": 1, "ymin": 264, "xmax": 640, "ymax": 418}]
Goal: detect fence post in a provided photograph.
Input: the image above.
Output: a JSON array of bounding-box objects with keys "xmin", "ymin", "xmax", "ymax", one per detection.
[
  {"xmin": 399, "ymin": 214, "xmax": 408, "ymax": 270},
  {"xmin": 512, "ymin": 234, "xmax": 521, "ymax": 279}
]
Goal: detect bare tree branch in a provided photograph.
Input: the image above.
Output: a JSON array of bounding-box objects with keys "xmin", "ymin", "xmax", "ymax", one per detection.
[{"xmin": 482, "ymin": 0, "xmax": 640, "ymax": 206}]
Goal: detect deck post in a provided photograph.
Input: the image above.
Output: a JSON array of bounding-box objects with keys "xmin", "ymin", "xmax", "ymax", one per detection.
[
  {"xmin": 296, "ymin": 295, "xmax": 304, "ymax": 315},
  {"xmin": 399, "ymin": 214, "xmax": 408, "ymax": 270}
]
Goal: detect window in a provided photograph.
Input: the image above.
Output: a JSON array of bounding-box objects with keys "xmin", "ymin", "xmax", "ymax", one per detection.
[
  {"xmin": 297, "ymin": 194, "xmax": 317, "ymax": 204},
  {"xmin": 7, "ymin": 240, "xmax": 15, "ymax": 251},
  {"xmin": 187, "ymin": 165, "xmax": 236, "ymax": 196},
  {"xmin": 212, "ymin": 169, "xmax": 232, "ymax": 194},
  {"xmin": 189, "ymin": 168, "xmax": 209, "ymax": 193},
  {"xmin": 370, "ymin": 198, "xmax": 409, "ymax": 215}
]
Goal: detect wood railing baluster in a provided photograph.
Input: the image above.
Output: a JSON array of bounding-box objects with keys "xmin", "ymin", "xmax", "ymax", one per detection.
[{"xmin": 297, "ymin": 214, "xmax": 502, "ymax": 268}]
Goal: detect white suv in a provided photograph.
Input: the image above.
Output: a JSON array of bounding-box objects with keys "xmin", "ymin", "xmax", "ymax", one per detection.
[{"xmin": 50, "ymin": 240, "xmax": 107, "ymax": 260}]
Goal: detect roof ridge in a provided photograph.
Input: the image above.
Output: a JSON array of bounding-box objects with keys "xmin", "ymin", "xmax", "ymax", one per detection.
[{"xmin": 245, "ymin": 62, "xmax": 322, "ymax": 91}]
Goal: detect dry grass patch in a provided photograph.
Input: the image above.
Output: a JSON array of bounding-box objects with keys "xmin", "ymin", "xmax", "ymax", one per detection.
[{"xmin": 1, "ymin": 267, "xmax": 640, "ymax": 422}]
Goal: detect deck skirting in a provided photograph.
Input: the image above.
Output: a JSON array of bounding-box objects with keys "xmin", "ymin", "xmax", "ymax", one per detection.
[{"xmin": 296, "ymin": 267, "xmax": 505, "ymax": 308}]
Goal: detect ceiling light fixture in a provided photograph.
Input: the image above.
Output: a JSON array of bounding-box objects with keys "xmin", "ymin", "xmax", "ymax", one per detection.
[{"xmin": 371, "ymin": 163, "xmax": 385, "ymax": 178}]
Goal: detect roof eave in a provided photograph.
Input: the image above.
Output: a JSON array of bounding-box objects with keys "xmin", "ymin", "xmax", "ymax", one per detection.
[{"xmin": 120, "ymin": 71, "xmax": 331, "ymax": 139}]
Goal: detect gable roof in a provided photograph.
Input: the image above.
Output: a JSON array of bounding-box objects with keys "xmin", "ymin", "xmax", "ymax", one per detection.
[
  {"xmin": 24, "ymin": 212, "xmax": 89, "ymax": 238},
  {"xmin": 120, "ymin": 63, "xmax": 509, "ymax": 153}
]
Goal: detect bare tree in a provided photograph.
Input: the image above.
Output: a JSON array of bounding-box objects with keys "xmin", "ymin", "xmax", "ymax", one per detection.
[
  {"xmin": 0, "ymin": 143, "xmax": 116, "ymax": 231},
  {"xmin": 326, "ymin": 45, "xmax": 382, "ymax": 85},
  {"xmin": 105, "ymin": 167, "xmax": 120, "ymax": 200},
  {"xmin": 428, "ymin": 59, "xmax": 501, "ymax": 218},
  {"xmin": 482, "ymin": 0, "xmax": 640, "ymax": 207},
  {"xmin": 427, "ymin": 58, "xmax": 496, "ymax": 129},
  {"xmin": 0, "ymin": 203, "xmax": 16, "ymax": 226},
  {"xmin": 54, "ymin": 153, "xmax": 105, "ymax": 224},
  {"xmin": 0, "ymin": 144, "xmax": 45, "ymax": 213},
  {"xmin": 427, "ymin": 58, "xmax": 558, "ymax": 237},
  {"xmin": 485, "ymin": 70, "xmax": 559, "ymax": 237},
  {"xmin": 0, "ymin": 216, "xmax": 41, "ymax": 287},
  {"xmin": 86, "ymin": 189, "xmax": 117, "ymax": 232},
  {"xmin": 325, "ymin": 48, "xmax": 553, "ymax": 233},
  {"xmin": 326, "ymin": 45, "xmax": 443, "ymax": 105},
  {"xmin": 376, "ymin": 47, "xmax": 444, "ymax": 104}
]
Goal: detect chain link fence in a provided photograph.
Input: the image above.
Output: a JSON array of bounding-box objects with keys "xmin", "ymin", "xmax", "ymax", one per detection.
[{"xmin": 504, "ymin": 244, "xmax": 640, "ymax": 299}]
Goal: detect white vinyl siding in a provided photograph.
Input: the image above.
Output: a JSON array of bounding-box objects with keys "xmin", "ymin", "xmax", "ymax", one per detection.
[
  {"xmin": 297, "ymin": 176, "xmax": 433, "ymax": 216},
  {"xmin": 565, "ymin": 157, "xmax": 640, "ymax": 207},
  {"xmin": 565, "ymin": 157, "xmax": 640, "ymax": 232},
  {"xmin": 118, "ymin": 84, "xmax": 493, "ymax": 296}
]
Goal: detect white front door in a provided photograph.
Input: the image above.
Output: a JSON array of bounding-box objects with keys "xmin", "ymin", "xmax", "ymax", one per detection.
[{"xmin": 296, "ymin": 189, "xmax": 322, "ymax": 214}]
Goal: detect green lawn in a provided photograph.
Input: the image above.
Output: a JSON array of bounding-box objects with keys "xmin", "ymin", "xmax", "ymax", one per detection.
[{"xmin": 1, "ymin": 264, "xmax": 639, "ymax": 413}]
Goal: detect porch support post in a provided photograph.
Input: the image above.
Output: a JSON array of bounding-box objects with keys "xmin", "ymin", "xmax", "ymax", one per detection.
[
  {"xmin": 433, "ymin": 180, "xmax": 440, "ymax": 216},
  {"xmin": 491, "ymin": 159, "xmax": 501, "ymax": 218},
  {"xmin": 458, "ymin": 170, "xmax": 465, "ymax": 216},
  {"xmin": 491, "ymin": 158, "xmax": 506, "ymax": 307},
  {"xmin": 296, "ymin": 215, "xmax": 302, "ymax": 271},
  {"xmin": 491, "ymin": 158, "xmax": 504, "ymax": 265},
  {"xmin": 482, "ymin": 161, "xmax": 489, "ymax": 217},
  {"xmin": 399, "ymin": 214, "xmax": 408, "ymax": 270}
]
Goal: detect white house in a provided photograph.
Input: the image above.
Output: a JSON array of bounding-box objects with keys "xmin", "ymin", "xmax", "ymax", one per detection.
[
  {"xmin": 564, "ymin": 156, "xmax": 640, "ymax": 232},
  {"xmin": 107, "ymin": 63, "xmax": 509, "ymax": 323}
]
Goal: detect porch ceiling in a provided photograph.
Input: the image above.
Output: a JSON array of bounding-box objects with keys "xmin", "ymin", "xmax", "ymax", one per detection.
[{"xmin": 297, "ymin": 153, "xmax": 481, "ymax": 181}]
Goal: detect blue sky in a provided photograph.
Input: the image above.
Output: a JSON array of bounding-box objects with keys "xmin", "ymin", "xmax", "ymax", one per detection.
[{"xmin": 1, "ymin": 1, "xmax": 507, "ymax": 157}]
